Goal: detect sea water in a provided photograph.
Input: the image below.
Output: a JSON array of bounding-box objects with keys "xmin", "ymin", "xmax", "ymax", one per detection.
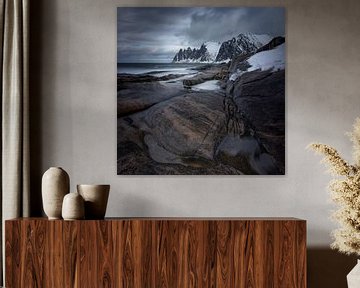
[{"xmin": 117, "ymin": 63, "xmax": 201, "ymax": 77}]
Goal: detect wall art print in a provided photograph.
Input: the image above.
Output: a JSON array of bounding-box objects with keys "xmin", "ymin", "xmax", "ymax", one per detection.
[{"xmin": 117, "ymin": 7, "xmax": 285, "ymax": 175}]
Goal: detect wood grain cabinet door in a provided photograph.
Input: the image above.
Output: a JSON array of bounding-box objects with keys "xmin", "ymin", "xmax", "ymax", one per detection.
[{"xmin": 6, "ymin": 218, "xmax": 306, "ymax": 288}]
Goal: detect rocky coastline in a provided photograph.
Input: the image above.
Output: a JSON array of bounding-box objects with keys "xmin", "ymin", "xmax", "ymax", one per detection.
[{"xmin": 117, "ymin": 40, "xmax": 285, "ymax": 175}]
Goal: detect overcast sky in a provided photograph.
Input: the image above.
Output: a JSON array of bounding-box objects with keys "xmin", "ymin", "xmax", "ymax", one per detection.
[{"xmin": 117, "ymin": 7, "xmax": 285, "ymax": 63}]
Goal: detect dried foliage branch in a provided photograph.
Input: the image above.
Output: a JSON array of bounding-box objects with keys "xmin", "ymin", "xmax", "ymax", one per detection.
[
  {"xmin": 349, "ymin": 117, "xmax": 360, "ymax": 167},
  {"xmin": 308, "ymin": 118, "xmax": 360, "ymax": 256}
]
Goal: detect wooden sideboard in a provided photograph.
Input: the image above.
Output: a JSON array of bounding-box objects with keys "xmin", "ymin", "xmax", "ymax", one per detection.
[{"xmin": 5, "ymin": 218, "xmax": 306, "ymax": 287}]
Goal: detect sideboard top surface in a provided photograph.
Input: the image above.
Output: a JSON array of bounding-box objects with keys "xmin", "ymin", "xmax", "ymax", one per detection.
[{"xmin": 6, "ymin": 217, "xmax": 306, "ymax": 222}]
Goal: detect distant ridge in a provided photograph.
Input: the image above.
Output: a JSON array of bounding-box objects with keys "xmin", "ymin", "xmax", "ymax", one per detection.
[
  {"xmin": 172, "ymin": 33, "xmax": 273, "ymax": 63},
  {"xmin": 172, "ymin": 41, "xmax": 221, "ymax": 63}
]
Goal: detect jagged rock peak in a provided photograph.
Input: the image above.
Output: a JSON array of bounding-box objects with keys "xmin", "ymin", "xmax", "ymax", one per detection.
[
  {"xmin": 172, "ymin": 33, "xmax": 275, "ymax": 63},
  {"xmin": 256, "ymin": 36, "xmax": 285, "ymax": 53},
  {"xmin": 215, "ymin": 33, "xmax": 272, "ymax": 62},
  {"xmin": 172, "ymin": 41, "xmax": 221, "ymax": 63}
]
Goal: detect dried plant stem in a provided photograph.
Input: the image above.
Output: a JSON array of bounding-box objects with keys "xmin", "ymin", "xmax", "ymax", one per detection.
[{"xmin": 308, "ymin": 118, "xmax": 360, "ymax": 256}]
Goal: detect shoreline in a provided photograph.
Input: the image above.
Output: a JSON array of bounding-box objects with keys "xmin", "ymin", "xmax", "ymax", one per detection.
[
  {"xmin": 117, "ymin": 60, "xmax": 285, "ymax": 175},
  {"xmin": 117, "ymin": 63, "xmax": 227, "ymax": 117}
]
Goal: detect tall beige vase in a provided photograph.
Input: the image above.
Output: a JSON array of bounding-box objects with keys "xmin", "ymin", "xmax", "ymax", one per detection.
[
  {"xmin": 42, "ymin": 167, "xmax": 70, "ymax": 219},
  {"xmin": 77, "ymin": 184, "xmax": 110, "ymax": 219}
]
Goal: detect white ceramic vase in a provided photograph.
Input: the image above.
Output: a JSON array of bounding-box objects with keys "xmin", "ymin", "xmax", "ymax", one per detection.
[
  {"xmin": 77, "ymin": 184, "xmax": 110, "ymax": 219},
  {"xmin": 62, "ymin": 192, "xmax": 85, "ymax": 220},
  {"xmin": 42, "ymin": 167, "xmax": 70, "ymax": 219},
  {"xmin": 347, "ymin": 260, "xmax": 360, "ymax": 288}
]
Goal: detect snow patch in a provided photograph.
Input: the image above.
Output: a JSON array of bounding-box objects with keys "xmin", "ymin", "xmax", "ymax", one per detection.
[
  {"xmin": 247, "ymin": 43, "xmax": 285, "ymax": 72},
  {"xmin": 204, "ymin": 41, "xmax": 221, "ymax": 60},
  {"xmin": 230, "ymin": 44, "xmax": 285, "ymax": 81},
  {"xmin": 175, "ymin": 59, "xmax": 213, "ymax": 64},
  {"xmin": 192, "ymin": 80, "xmax": 220, "ymax": 91},
  {"xmin": 215, "ymin": 58, "xmax": 231, "ymax": 64},
  {"xmin": 229, "ymin": 70, "xmax": 245, "ymax": 81}
]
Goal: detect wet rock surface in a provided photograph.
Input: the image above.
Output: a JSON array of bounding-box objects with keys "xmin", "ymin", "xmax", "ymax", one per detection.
[
  {"xmin": 117, "ymin": 73, "xmax": 190, "ymax": 116},
  {"xmin": 228, "ymin": 70, "xmax": 285, "ymax": 173},
  {"xmin": 118, "ymin": 56, "xmax": 285, "ymax": 174},
  {"xmin": 182, "ymin": 64, "xmax": 228, "ymax": 87}
]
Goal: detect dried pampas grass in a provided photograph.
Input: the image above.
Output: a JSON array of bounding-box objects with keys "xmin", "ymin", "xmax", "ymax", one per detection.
[{"xmin": 308, "ymin": 118, "xmax": 360, "ymax": 256}]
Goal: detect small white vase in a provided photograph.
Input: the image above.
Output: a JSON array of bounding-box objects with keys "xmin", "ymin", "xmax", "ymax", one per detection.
[
  {"xmin": 62, "ymin": 192, "xmax": 85, "ymax": 220},
  {"xmin": 42, "ymin": 167, "xmax": 70, "ymax": 219},
  {"xmin": 77, "ymin": 184, "xmax": 110, "ymax": 219},
  {"xmin": 347, "ymin": 259, "xmax": 360, "ymax": 288}
]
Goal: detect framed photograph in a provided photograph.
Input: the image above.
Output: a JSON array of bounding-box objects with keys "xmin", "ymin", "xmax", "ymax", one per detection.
[{"xmin": 117, "ymin": 7, "xmax": 285, "ymax": 175}]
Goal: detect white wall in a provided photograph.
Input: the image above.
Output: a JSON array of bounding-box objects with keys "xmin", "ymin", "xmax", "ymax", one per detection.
[{"xmin": 34, "ymin": 0, "xmax": 360, "ymax": 247}]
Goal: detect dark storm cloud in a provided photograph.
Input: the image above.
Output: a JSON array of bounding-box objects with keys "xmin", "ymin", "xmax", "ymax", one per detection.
[
  {"xmin": 117, "ymin": 7, "xmax": 285, "ymax": 63},
  {"xmin": 186, "ymin": 7, "xmax": 284, "ymax": 44}
]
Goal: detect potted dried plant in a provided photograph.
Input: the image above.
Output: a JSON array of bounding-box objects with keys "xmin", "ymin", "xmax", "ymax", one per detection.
[{"xmin": 308, "ymin": 118, "xmax": 360, "ymax": 287}]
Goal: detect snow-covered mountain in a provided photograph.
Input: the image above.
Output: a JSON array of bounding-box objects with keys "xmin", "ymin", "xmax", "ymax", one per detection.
[
  {"xmin": 215, "ymin": 33, "xmax": 272, "ymax": 62},
  {"xmin": 229, "ymin": 43, "xmax": 285, "ymax": 81},
  {"xmin": 172, "ymin": 41, "xmax": 221, "ymax": 63},
  {"xmin": 172, "ymin": 33, "xmax": 273, "ymax": 63},
  {"xmin": 203, "ymin": 41, "xmax": 222, "ymax": 61}
]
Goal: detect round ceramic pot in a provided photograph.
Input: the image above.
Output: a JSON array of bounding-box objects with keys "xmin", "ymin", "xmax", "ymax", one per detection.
[
  {"xmin": 42, "ymin": 167, "xmax": 70, "ymax": 219},
  {"xmin": 77, "ymin": 184, "xmax": 110, "ymax": 219},
  {"xmin": 62, "ymin": 192, "xmax": 85, "ymax": 220}
]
